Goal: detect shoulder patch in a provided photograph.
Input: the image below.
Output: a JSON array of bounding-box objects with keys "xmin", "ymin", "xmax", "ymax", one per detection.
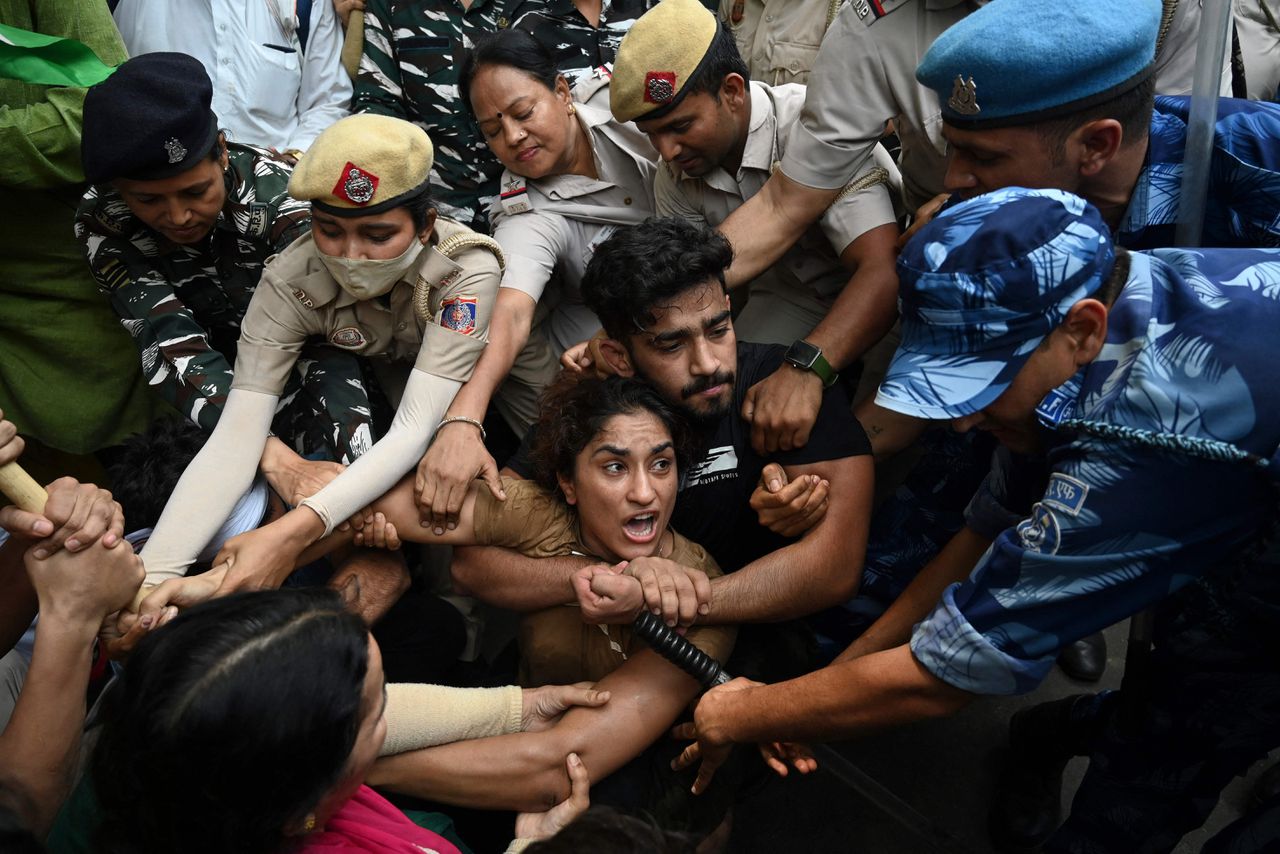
[
  {"xmin": 441, "ymin": 297, "xmax": 478, "ymax": 334},
  {"xmin": 330, "ymin": 326, "xmax": 367, "ymax": 349},
  {"xmin": 1042, "ymin": 473, "xmax": 1089, "ymax": 518},
  {"xmin": 500, "ymin": 176, "xmax": 532, "ymax": 215},
  {"xmin": 857, "ymin": 0, "xmax": 910, "ymax": 26}
]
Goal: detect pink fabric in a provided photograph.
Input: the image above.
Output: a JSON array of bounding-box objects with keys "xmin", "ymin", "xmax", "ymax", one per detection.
[{"xmin": 297, "ymin": 785, "xmax": 464, "ymax": 854}]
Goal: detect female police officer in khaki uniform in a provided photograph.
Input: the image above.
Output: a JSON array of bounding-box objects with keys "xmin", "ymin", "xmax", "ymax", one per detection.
[{"xmin": 139, "ymin": 113, "xmax": 504, "ymax": 591}]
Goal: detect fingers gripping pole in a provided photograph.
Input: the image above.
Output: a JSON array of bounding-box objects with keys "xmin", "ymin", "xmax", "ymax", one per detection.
[{"xmin": 0, "ymin": 462, "xmax": 48, "ymax": 513}]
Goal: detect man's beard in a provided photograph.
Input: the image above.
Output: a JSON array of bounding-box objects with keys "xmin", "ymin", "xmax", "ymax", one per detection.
[{"xmin": 676, "ymin": 370, "xmax": 735, "ymax": 429}]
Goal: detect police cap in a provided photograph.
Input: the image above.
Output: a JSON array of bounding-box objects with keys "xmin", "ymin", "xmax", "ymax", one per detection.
[
  {"xmin": 82, "ymin": 53, "xmax": 221, "ymax": 184},
  {"xmin": 916, "ymin": 0, "xmax": 1162, "ymax": 129},
  {"xmin": 611, "ymin": 0, "xmax": 721, "ymax": 124},
  {"xmin": 289, "ymin": 114, "xmax": 435, "ymax": 217}
]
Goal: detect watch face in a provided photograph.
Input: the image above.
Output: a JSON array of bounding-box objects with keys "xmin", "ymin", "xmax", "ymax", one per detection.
[{"xmin": 785, "ymin": 340, "xmax": 820, "ymax": 368}]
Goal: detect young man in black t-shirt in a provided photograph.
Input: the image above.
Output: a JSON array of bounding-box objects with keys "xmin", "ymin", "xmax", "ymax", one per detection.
[{"xmin": 453, "ymin": 218, "xmax": 874, "ymax": 632}]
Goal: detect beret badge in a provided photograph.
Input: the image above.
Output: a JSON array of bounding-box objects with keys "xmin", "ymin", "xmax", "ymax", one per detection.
[
  {"xmin": 948, "ymin": 75, "xmax": 980, "ymax": 115},
  {"xmin": 334, "ymin": 162, "xmax": 379, "ymax": 206},
  {"xmin": 163, "ymin": 137, "xmax": 188, "ymax": 165},
  {"xmin": 643, "ymin": 71, "xmax": 677, "ymax": 105}
]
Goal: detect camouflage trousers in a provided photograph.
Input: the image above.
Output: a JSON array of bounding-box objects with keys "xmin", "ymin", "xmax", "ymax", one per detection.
[
  {"xmin": 270, "ymin": 344, "xmax": 394, "ymax": 465},
  {"xmin": 1047, "ymin": 515, "xmax": 1280, "ymax": 854}
]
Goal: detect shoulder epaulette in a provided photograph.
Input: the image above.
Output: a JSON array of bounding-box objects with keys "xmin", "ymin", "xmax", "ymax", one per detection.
[{"xmin": 851, "ymin": 0, "xmax": 911, "ymax": 27}]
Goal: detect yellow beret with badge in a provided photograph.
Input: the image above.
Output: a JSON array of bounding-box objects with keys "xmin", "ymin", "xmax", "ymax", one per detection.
[
  {"xmin": 289, "ymin": 114, "xmax": 435, "ymax": 216},
  {"xmin": 611, "ymin": 0, "xmax": 720, "ymax": 123}
]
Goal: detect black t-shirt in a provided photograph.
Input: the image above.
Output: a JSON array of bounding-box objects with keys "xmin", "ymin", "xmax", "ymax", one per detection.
[{"xmin": 508, "ymin": 343, "xmax": 871, "ymax": 572}]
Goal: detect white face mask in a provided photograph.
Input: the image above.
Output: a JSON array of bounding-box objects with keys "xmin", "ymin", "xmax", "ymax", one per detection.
[{"xmin": 318, "ymin": 236, "xmax": 426, "ymax": 300}]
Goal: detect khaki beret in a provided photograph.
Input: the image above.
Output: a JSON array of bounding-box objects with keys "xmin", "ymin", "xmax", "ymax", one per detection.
[
  {"xmin": 611, "ymin": 0, "xmax": 719, "ymax": 124},
  {"xmin": 289, "ymin": 114, "xmax": 434, "ymax": 216}
]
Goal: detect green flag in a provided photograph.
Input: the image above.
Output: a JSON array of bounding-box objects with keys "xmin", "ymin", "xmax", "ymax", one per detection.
[{"xmin": 0, "ymin": 22, "xmax": 115, "ymax": 87}]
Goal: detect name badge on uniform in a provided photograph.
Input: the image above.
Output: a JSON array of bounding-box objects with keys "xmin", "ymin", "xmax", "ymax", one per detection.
[
  {"xmin": 500, "ymin": 177, "xmax": 531, "ymax": 215},
  {"xmin": 247, "ymin": 202, "xmax": 270, "ymax": 238},
  {"xmin": 330, "ymin": 326, "xmax": 367, "ymax": 349},
  {"xmin": 441, "ymin": 297, "xmax": 477, "ymax": 334}
]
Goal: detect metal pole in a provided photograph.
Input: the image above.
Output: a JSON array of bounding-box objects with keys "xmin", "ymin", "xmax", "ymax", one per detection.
[{"xmin": 1174, "ymin": 0, "xmax": 1234, "ymax": 247}]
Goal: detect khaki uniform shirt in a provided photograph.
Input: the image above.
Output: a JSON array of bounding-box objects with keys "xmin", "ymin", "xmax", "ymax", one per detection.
[
  {"xmin": 656, "ymin": 81, "xmax": 899, "ymax": 303},
  {"xmin": 719, "ymin": 0, "xmax": 839, "ymax": 85},
  {"xmin": 786, "ymin": 0, "xmax": 1224, "ymax": 212},
  {"xmin": 232, "ymin": 217, "xmax": 500, "ymax": 396},
  {"xmin": 490, "ymin": 83, "xmax": 658, "ymax": 352}
]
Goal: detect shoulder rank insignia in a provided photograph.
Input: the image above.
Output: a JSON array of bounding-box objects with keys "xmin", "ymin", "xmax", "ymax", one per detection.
[
  {"xmin": 500, "ymin": 176, "xmax": 531, "ymax": 215},
  {"xmin": 330, "ymin": 326, "xmax": 367, "ymax": 348},
  {"xmin": 857, "ymin": 0, "xmax": 909, "ymax": 26},
  {"xmin": 292, "ymin": 288, "xmax": 316, "ymax": 308},
  {"xmin": 948, "ymin": 75, "xmax": 981, "ymax": 115}
]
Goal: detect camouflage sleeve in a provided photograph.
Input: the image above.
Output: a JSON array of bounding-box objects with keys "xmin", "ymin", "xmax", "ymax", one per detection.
[
  {"xmin": 352, "ymin": 0, "xmax": 414, "ymax": 120},
  {"xmin": 77, "ymin": 227, "xmax": 233, "ymax": 432}
]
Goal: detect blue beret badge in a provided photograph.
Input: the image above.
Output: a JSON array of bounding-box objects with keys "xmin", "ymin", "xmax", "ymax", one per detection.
[
  {"xmin": 948, "ymin": 75, "xmax": 980, "ymax": 116},
  {"xmin": 441, "ymin": 297, "xmax": 477, "ymax": 334}
]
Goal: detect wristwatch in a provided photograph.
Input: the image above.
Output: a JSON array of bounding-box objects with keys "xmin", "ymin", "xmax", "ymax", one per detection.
[{"xmin": 783, "ymin": 339, "xmax": 838, "ymax": 388}]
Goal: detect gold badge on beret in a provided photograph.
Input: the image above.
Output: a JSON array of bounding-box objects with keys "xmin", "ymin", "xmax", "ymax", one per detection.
[{"xmin": 949, "ymin": 75, "xmax": 981, "ymax": 115}]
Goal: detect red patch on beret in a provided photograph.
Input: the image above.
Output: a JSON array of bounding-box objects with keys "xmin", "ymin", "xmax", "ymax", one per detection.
[
  {"xmin": 333, "ymin": 162, "xmax": 379, "ymax": 206},
  {"xmin": 643, "ymin": 71, "xmax": 678, "ymax": 105}
]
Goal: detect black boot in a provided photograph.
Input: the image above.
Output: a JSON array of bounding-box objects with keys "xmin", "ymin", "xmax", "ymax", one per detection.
[
  {"xmin": 988, "ymin": 694, "xmax": 1102, "ymax": 853},
  {"xmin": 1055, "ymin": 632, "xmax": 1107, "ymax": 682}
]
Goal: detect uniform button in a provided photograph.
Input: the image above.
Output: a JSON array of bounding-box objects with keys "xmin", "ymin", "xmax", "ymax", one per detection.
[
  {"xmin": 790, "ymin": 61, "xmax": 799, "ymax": 71},
  {"xmin": 624, "ymin": 197, "xmax": 632, "ymax": 205},
  {"xmin": 766, "ymin": 13, "xmax": 774, "ymax": 21},
  {"xmin": 396, "ymin": 322, "xmax": 407, "ymax": 331}
]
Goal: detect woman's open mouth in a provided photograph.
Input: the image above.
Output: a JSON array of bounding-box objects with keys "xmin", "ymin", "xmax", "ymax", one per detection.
[{"xmin": 622, "ymin": 512, "xmax": 658, "ymax": 544}]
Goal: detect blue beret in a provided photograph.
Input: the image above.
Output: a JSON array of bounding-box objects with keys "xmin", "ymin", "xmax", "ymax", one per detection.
[
  {"xmin": 877, "ymin": 187, "xmax": 1114, "ymax": 420},
  {"xmin": 82, "ymin": 53, "xmax": 220, "ymax": 184},
  {"xmin": 916, "ymin": 0, "xmax": 1161, "ymax": 129}
]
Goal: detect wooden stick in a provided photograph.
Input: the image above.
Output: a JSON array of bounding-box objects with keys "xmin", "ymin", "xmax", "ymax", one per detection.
[{"xmin": 0, "ymin": 461, "xmax": 48, "ymax": 513}]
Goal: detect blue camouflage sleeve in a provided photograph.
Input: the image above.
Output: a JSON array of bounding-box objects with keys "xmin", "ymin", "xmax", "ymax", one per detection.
[{"xmin": 912, "ymin": 438, "xmax": 1275, "ymax": 695}]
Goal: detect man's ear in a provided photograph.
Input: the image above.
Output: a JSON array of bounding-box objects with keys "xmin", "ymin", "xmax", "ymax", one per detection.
[
  {"xmin": 598, "ymin": 337, "xmax": 637, "ymax": 377},
  {"xmin": 721, "ymin": 73, "xmax": 748, "ymax": 112},
  {"xmin": 1064, "ymin": 298, "xmax": 1109, "ymax": 364},
  {"xmin": 1071, "ymin": 119, "xmax": 1124, "ymax": 178}
]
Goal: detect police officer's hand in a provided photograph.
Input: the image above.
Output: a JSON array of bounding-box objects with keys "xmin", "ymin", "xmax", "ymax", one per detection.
[
  {"xmin": 0, "ymin": 477, "xmax": 125, "ymax": 559},
  {"xmin": 759, "ymin": 740, "xmax": 818, "ymax": 778},
  {"xmin": 24, "ymin": 537, "xmax": 145, "ymax": 631},
  {"xmin": 211, "ymin": 527, "xmax": 300, "ymax": 595},
  {"xmin": 572, "ymin": 561, "xmax": 643, "ymax": 624},
  {"xmin": 520, "ymin": 682, "xmax": 611, "ymax": 732},
  {"xmin": 0, "ymin": 410, "xmax": 23, "ymax": 467},
  {"xmin": 333, "ymin": 0, "xmax": 365, "ymax": 28},
  {"xmin": 133, "ymin": 565, "xmax": 228, "ymax": 620},
  {"xmin": 624, "ymin": 555, "xmax": 711, "ymax": 627},
  {"xmin": 415, "ymin": 420, "xmax": 504, "ymax": 535},
  {"xmin": 897, "ymin": 192, "xmax": 951, "ymax": 253},
  {"xmin": 749, "ymin": 463, "xmax": 829, "ymax": 537},
  {"xmin": 514, "ymin": 753, "xmax": 591, "ymax": 842},
  {"xmin": 671, "ymin": 677, "xmax": 762, "ymax": 795},
  {"xmin": 743, "ymin": 365, "xmax": 824, "ymax": 455},
  {"xmin": 559, "ymin": 331, "xmax": 616, "ymax": 379}
]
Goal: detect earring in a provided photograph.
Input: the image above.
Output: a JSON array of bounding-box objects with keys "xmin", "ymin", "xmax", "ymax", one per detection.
[
  {"xmin": 303, "ymin": 814, "xmax": 316, "ymax": 833},
  {"xmin": 567, "ymin": 105, "xmax": 577, "ymax": 116}
]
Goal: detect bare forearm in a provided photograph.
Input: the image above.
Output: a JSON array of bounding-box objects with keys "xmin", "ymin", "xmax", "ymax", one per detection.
[
  {"xmin": 720, "ymin": 173, "xmax": 839, "ymax": 288},
  {"xmin": 370, "ymin": 651, "xmax": 698, "ymax": 811},
  {"xmin": 450, "ymin": 546, "xmax": 587, "ymax": 610},
  {"xmin": 0, "ymin": 617, "xmax": 97, "ymax": 835},
  {"xmin": 712, "ymin": 646, "xmax": 971, "ymax": 745},
  {"xmin": 837, "ymin": 527, "xmax": 992, "ymax": 664},
  {"xmin": 807, "ymin": 226, "xmax": 899, "ymax": 371}
]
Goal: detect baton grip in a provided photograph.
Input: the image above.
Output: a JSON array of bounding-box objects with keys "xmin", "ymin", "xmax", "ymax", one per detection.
[
  {"xmin": 0, "ymin": 461, "xmax": 47, "ymax": 514},
  {"xmin": 632, "ymin": 610, "xmax": 731, "ymax": 690}
]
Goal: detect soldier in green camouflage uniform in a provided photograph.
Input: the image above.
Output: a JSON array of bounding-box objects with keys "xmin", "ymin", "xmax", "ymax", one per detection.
[
  {"xmin": 76, "ymin": 57, "xmax": 390, "ymax": 465},
  {"xmin": 353, "ymin": 0, "xmax": 539, "ymax": 232}
]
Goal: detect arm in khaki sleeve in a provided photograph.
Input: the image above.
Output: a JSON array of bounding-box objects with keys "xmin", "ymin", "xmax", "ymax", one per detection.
[
  {"xmin": 719, "ymin": 170, "xmax": 840, "ymax": 288},
  {"xmin": 653, "ymin": 166, "xmax": 710, "ymax": 228},
  {"xmin": 139, "ymin": 389, "xmax": 279, "ymax": 582},
  {"xmin": 380, "ymin": 684, "xmax": 523, "ymax": 756}
]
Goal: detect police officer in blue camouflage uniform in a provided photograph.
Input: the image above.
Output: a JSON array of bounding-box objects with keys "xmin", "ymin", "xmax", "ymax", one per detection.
[{"xmin": 674, "ymin": 187, "xmax": 1280, "ymax": 853}]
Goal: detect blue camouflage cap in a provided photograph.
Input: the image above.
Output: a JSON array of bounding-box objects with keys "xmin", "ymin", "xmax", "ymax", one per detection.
[
  {"xmin": 876, "ymin": 187, "xmax": 1114, "ymax": 420},
  {"xmin": 916, "ymin": 0, "xmax": 1161, "ymax": 129}
]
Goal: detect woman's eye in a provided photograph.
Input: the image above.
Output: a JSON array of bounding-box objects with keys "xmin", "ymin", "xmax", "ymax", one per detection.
[
  {"xmin": 652, "ymin": 458, "xmax": 673, "ymax": 472},
  {"xmin": 519, "ymin": 108, "xmax": 535, "ymax": 121},
  {"xmin": 603, "ymin": 462, "xmax": 625, "ymax": 474},
  {"xmin": 319, "ymin": 229, "xmax": 342, "ymax": 239}
]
